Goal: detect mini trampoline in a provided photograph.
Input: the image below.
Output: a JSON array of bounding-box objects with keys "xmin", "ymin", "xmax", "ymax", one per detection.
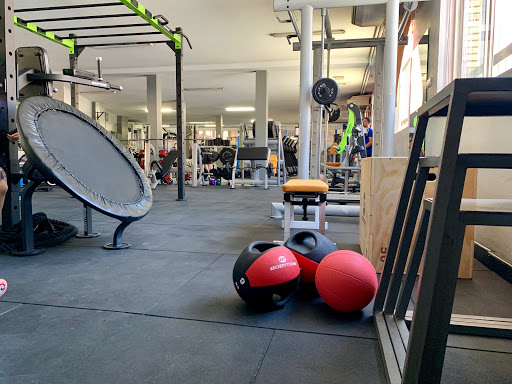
[{"xmin": 17, "ymin": 96, "xmax": 153, "ymax": 249}]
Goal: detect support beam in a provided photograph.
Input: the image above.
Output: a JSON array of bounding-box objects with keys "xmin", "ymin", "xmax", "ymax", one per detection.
[
  {"xmin": 274, "ymin": 0, "xmax": 430, "ymax": 12},
  {"xmin": 255, "ymin": 70, "xmax": 269, "ymax": 175},
  {"xmin": 293, "ymin": 37, "xmax": 408, "ymax": 51},
  {"xmin": 215, "ymin": 115, "xmax": 223, "ymax": 139},
  {"xmin": 298, "ymin": 5, "xmax": 313, "ymax": 180},
  {"xmin": 0, "ymin": 0, "xmax": 20, "ymax": 227},
  {"xmin": 146, "ymin": 74, "xmax": 163, "ymax": 151},
  {"xmin": 382, "ymin": 0, "xmax": 399, "ymax": 156},
  {"xmin": 311, "ymin": 47, "xmax": 322, "ymax": 179},
  {"xmin": 373, "ymin": 43, "xmax": 385, "ymax": 157}
]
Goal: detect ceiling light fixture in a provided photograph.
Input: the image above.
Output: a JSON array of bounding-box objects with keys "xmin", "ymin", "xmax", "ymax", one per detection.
[
  {"xmin": 226, "ymin": 107, "xmax": 255, "ymax": 112},
  {"xmin": 332, "ymin": 75, "xmax": 345, "ymax": 80},
  {"xmin": 144, "ymin": 108, "xmax": 174, "ymax": 113},
  {"xmin": 188, "ymin": 121, "xmax": 214, "ymax": 124},
  {"xmin": 204, "ymin": 124, "xmax": 216, "ymax": 127}
]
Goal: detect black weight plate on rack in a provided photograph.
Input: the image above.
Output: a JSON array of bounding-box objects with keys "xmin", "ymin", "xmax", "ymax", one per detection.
[
  {"xmin": 219, "ymin": 148, "xmax": 236, "ymax": 165},
  {"xmin": 312, "ymin": 78, "xmax": 339, "ymax": 105}
]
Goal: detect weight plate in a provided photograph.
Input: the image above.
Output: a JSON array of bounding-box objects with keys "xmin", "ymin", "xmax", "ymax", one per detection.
[
  {"xmin": 210, "ymin": 151, "xmax": 219, "ymax": 162},
  {"xmin": 329, "ymin": 107, "xmax": 341, "ymax": 123},
  {"xmin": 221, "ymin": 167, "xmax": 232, "ymax": 180},
  {"xmin": 219, "ymin": 148, "xmax": 236, "ymax": 165},
  {"xmin": 312, "ymin": 78, "xmax": 339, "ymax": 105}
]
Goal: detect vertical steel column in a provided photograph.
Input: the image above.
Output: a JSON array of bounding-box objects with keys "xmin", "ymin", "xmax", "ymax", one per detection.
[
  {"xmin": 174, "ymin": 28, "xmax": 186, "ymax": 201},
  {"xmin": 70, "ymin": 43, "xmax": 99, "ymax": 238},
  {"xmin": 373, "ymin": 43, "xmax": 385, "ymax": 157},
  {"xmin": 310, "ymin": 48, "xmax": 321, "ymax": 179},
  {"xmin": 298, "ymin": 5, "xmax": 313, "ymax": 180},
  {"xmin": 382, "ymin": 0, "xmax": 399, "ymax": 156},
  {"xmin": 0, "ymin": 0, "xmax": 20, "ymax": 227}
]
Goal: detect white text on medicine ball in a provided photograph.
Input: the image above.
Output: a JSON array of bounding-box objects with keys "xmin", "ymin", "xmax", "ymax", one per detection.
[{"xmin": 270, "ymin": 262, "xmax": 297, "ymax": 271}]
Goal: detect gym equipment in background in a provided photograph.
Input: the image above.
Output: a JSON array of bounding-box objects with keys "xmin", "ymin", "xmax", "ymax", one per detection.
[
  {"xmin": 16, "ymin": 97, "xmax": 153, "ymax": 253},
  {"xmin": 230, "ymin": 147, "xmax": 272, "ymax": 189},
  {"xmin": 284, "ymin": 231, "xmax": 337, "ymax": 285},
  {"xmin": 312, "ymin": 78, "xmax": 340, "ymax": 106},
  {"xmin": 315, "ymin": 250, "xmax": 378, "ymax": 312},
  {"xmin": 0, "ymin": 279, "xmax": 7, "ymax": 298},
  {"xmin": 323, "ymin": 103, "xmax": 366, "ymax": 199},
  {"xmin": 151, "ymin": 150, "xmax": 178, "ymax": 184},
  {"xmin": 233, "ymin": 241, "xmax": 300, "ymax": 311}
]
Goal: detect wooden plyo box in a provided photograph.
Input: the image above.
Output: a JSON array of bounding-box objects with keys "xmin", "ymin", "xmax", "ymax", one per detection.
[{"xmin": 359, "ymin": 157, "xmax": 476, "ymax": 279}]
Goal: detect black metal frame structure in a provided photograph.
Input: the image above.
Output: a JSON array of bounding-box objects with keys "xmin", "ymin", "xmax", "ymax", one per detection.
[
  {"xmin": 374, "ymin": 77, "xmax": 512, "ymax": 383},
  {"xmin": 1, "ymin": 0, "xmax": 190, "ymax": 232}
]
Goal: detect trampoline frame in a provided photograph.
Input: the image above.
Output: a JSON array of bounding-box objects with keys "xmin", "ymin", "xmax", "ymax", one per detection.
[{"xmin": 1, "ymin": 0, "xmax": 188, "ymax": 249}]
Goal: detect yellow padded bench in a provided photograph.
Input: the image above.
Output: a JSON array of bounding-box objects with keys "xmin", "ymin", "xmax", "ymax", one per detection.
[
  {"xmin": 282, "ymin": 179, "xmax": 329, "ymax": 193},
  {"xmin": 282, "ymin": 179, "xmax": 328, "ymax": 240}
]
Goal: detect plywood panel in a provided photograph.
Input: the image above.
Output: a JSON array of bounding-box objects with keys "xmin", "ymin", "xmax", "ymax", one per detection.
[{"xmin": 359, "ymin": 158, "xmax": 477, "ymax": 279}]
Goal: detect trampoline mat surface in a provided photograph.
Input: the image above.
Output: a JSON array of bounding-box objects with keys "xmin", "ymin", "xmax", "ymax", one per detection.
[
  {"xmin": 38, "ymin": 110, "xmax": 140, "ymax": 203},
  {"xmin": 17, "ymin": 97, "xmax": 152, "ymax": 221}
]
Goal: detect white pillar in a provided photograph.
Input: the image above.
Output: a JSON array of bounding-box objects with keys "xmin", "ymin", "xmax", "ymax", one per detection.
[
  {"xmin": 215, "ymin": 115, "xmax": 223, "ymax": 138},
  {"xmin": 311, "ymin": 47, "xmax": 322, "ymax": 179},
  {"xmin": 382, "ymin": 0, "xmax": 399, "ymax": 156},
  {"xmin": 298, "ymin": 4, "xmax": 313, "ymax": 180},
  {"xmin": 147, "ymin": 74, "xmax": 163, "ymax": 151},
  {"xmin": 255, "ymin": 70, "xmax": 269, "ymax": 148},
  {"xmin": 373, "ymin": 43, "xmax": 385, "ymax": 157}
]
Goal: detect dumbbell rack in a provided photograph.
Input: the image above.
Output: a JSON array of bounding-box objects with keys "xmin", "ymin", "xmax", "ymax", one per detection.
[{"xmin": 374, "ymin": 78, "xmax": 512, "ymax": 383}]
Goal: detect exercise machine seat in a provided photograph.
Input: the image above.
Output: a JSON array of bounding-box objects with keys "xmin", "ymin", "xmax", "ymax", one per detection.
[
  {"xmin": 17, "ymin": 96, "xmax": 152, "ymax": 222},
  {"xmin": 282, "ymin": 179, "xmax": 329, "ymax": 194}
]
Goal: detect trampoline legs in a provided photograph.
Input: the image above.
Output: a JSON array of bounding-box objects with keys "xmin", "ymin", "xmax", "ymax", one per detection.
[
  {"xmin": 76, "ymin": 205, "xmax": 101, "ymax": 238},
  {"xmin": 104, "ymin": 221, "xmax": 131, "ymax": 250},
  {"xmin": 12, "ymin": 180, "xmax": 45, "ymax": 256}
]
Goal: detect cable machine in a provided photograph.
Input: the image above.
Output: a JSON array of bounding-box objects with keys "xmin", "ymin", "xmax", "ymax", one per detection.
[{"xmin": 1, "ymin": 0, "xmax": 191, "ymax": 231}]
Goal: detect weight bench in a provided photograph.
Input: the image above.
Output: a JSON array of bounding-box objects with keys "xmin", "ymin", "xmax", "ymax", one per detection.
[
  {"xmin": 282, "ymin": 179, "xmax": 329, "ymax": 240},
  {"xmin": 150, "ymin": 150, "xmax": 178, "ymax": 185},
  {"xmin": 230, "ymin": 147, "xmax": 272, "ymax": 189}
]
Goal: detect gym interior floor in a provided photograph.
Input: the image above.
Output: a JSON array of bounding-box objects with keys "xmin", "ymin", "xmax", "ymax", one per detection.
[{"xmin": 0, "ymin": 185, "xmax": 511, "ymax": 384}]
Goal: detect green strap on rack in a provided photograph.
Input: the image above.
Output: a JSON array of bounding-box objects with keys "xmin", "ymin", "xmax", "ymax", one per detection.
[
  {"xmin": 119, "ymin": 0, "xmax": 181, "ymax": 48},
  {"xmin": 14, "ymin": 16, "xmax": 75, "ymax": 54},
  {"xmin": 336, "ymin": 108, "xmax": 355, "ymax": 155}
]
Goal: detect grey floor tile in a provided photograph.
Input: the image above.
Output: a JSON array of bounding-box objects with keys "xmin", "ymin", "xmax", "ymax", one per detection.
[
  {"xmin": 0, "ymin": 302, "xmax": 22, "ymax": 316},
  {"xmin": 447, "ymin": 334, "xmax": 512, "ymax": 354},
  {"xmin": 453, "ymin": 270, "xmax": 512, "ymax": 317},
  {"xmin": 442, "ymin": 346, "xmax": 512, "ymax": 384},
  {"xmin": 0, "ymin": 305, "xmax": 273, "ymax": 384},
  {"xmin": 254, "ymin": 330, "xmax": 386, "ymax": 384},
  {"xmin": 0, "ymin": 248, "xmax": 221, "ymax": 313},
  {"xmin": 149, "ymin": 255, "xmax": 377, "ymax": 338}
]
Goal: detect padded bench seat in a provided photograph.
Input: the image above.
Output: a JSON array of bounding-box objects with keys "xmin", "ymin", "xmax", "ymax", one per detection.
[
  {"xmin": 282, "ymin": 179, "xmax": 328, "ymax": 240},
  {"xmin": 282, "ymin": 179, "xmax": 329, "ymax": 193}
]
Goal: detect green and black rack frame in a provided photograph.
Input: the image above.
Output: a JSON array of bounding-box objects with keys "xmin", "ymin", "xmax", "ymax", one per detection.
[{"xmin": 1, "ymin": 0, "xmax": 190, "ymax": 228}]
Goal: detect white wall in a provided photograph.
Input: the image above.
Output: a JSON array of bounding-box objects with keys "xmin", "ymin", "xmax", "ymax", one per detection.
[
  {"xmin": 92, "ymin": 102, "xmax": 118, "ymax": 135},
  {"xmin": 425, "ymin": 116, "xmax": 512, "ymax": 265},
  {"xmin": 51, "ymin": 83, "xmax": 118, "ymax": 136}
]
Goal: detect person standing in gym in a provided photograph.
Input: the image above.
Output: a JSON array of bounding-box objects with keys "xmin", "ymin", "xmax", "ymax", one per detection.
[
  {"xmin": 0, "ymin": 132, "xmax": 19, "ymax": 215},
  {"xmin": 363, "ymin": 117, "xmax": 373, "ymax": 157}
]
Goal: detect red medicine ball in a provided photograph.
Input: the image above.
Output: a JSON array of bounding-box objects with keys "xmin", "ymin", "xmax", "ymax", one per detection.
[
  {"xmin": 315, "ymin": 250, "xmax": 378, "ymax": 312},
  {"xmin": 285, "ymin": 231, "xmax": 337, "ymax": 285},
  {"xmin": 233, "ymin": 242, "xmax": 300, "ymax": 310}
]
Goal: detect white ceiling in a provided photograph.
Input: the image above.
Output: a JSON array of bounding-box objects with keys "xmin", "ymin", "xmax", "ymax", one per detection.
[{"xmin": 14, "ymin": 0, "xmax": 377, "ymax": 126}]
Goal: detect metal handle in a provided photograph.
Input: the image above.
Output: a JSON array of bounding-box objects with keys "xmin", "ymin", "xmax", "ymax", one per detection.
[{"xmin": 96, "ymin": 57, "xmax": 103, "ymax": 81}]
